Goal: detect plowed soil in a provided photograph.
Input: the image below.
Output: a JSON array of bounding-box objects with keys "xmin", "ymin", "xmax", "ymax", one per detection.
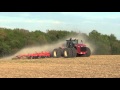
[{"xmin": 0, "ymin": 55, "xmax": 120, "ymax": 78}]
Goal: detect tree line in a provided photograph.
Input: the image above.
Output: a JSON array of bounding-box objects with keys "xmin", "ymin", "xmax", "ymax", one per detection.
[{"xmin": 0, "ymin": 27, "xmax": 120, "ymax": 57}]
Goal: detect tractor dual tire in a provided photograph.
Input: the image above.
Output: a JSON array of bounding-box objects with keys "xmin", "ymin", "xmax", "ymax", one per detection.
[
  {"xmin": 63, "ymin": 48, "xmax": 77, "ymax": 58},
  {"xmin": 86, "ymin": 47, "xmax": 91, "ymax": 57},
  {"xmin": 81, "ymin": 47, "xmax": 91, "ymax": 57},
  {"xmin": 71, "ymin": 48, "xmax": 77, "ymax": 57},
  {"xmin": 52, "ymin": 49, "xmax": 61, "ymax": 58}
]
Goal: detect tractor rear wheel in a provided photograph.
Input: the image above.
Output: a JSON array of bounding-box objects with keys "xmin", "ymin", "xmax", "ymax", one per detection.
[
  {"xmin": 71, "ymin": 48, "xmax": 77, "ymax": 57},
  {"xmin": 63, "ymin": 48, "xmax": 72, "ymax": 58},
  {"xmin": 59, "ymin": 48, "xmax": 64, "ymax": 57},
  {"xmin": 52, "ymin": 49, "xmax": 61, "ymax": 58}
]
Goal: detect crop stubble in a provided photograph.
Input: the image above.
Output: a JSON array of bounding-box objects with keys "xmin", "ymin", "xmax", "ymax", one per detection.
[{"xmin": 0, "ymin": 55, "xmax": 120, "ymax": 78}]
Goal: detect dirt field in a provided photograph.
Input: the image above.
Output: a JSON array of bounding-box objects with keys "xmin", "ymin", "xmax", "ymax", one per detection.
[{"xmin": 0, "ymin": 55, "xmax": 120, "ymax": 78}]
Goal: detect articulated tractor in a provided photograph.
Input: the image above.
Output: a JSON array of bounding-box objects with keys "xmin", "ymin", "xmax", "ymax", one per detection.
[{"xmin": 52, "ymin": 38, "xmax": 91, "ymax": 58}]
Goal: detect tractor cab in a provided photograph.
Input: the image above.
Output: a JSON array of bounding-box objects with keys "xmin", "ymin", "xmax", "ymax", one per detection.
[{"xmin": 66, "ymin": 38, "xmax": 78, "ymax": 48}]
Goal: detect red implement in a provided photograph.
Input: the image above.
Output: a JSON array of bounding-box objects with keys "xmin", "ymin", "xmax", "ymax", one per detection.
[{"xmin": 13, "ymin": 51, "xmax": 51, "ymax": 59}]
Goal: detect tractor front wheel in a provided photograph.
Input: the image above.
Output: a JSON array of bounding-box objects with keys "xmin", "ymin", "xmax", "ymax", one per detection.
[
  {"xmin": 82, "ymin": 47, "xmax": 91, "ymax": 57},
  {"xmin": 86, "ymin": 47, "xmax": 91, "ymax": 57}
]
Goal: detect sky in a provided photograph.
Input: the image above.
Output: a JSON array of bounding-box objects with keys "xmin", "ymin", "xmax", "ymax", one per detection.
[{"xmin": 0, "ymin": 12, "xmax": 120, "ymax": 40}]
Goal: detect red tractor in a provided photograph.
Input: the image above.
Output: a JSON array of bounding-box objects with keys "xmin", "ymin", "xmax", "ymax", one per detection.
[{"xmin": 52, "ymin": 38, "xmax": 91, "ymax": 58}]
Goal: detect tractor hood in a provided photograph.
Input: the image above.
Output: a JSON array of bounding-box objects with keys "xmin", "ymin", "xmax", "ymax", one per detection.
[{"xmin": 75, "ymin": 44, "xmax": 86, "ymax": 47}]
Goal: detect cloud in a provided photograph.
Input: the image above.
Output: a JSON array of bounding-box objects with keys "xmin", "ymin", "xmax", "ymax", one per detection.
[
  {"xmin": 0, "ymin": 12, "xmax": 120, "ymax": 40},
  {"xmin": 19, "ymin": 13, "xmax": 31, "ymax": 17},
  {"xmin": 29, "ymin": 20, "xmax": 63, "ymax": 24},
  {"xmin": 60, "ymin": 12, "xmax": 120, "ymax": 20},
  {"xmin": 0, "ymin": 16, "xmax": 63, "ymax": 24}
]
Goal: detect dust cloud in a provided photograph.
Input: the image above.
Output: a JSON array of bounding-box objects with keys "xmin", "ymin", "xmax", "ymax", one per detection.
[
  {"xmin": 2, "ymin": 39, "xmax": 67, "ymax": 60},
  {"xmin": 1, "ymin": 33, "xmax": 95, "ymax": 60}
]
